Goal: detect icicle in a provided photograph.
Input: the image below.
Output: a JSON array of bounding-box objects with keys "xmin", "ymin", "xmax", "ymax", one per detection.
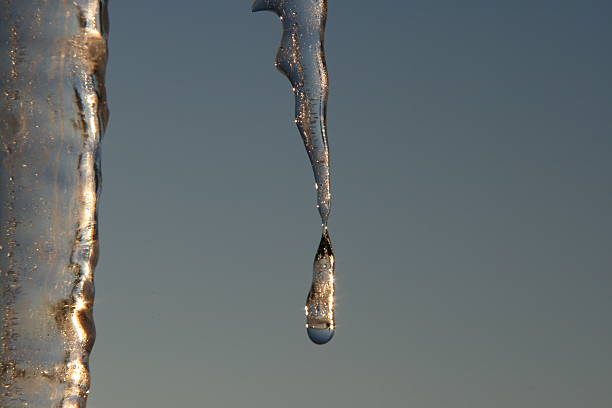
[
  {"xmin": 253, "ymin": 0, "xmax": 336, "ymax": 345},
  {"xmin": 0, "ymin": 1, "xmax": 109, "ymax": 406}
]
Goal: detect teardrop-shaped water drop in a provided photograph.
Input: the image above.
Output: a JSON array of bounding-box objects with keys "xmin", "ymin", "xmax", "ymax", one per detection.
[{"xmin": 305, "ymin": 229, "xmax": 335, "ymax": 345}]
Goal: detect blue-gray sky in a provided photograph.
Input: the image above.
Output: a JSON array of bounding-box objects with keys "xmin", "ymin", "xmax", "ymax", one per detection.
[{"xmin": 89, "ymin": 1, "xmax": 612, "ymax": 407}]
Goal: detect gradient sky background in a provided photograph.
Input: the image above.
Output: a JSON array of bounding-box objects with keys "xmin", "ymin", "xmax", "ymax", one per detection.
[{"xmin": 88, "ymin": 1, "xmax": 612, "ymax": 407}]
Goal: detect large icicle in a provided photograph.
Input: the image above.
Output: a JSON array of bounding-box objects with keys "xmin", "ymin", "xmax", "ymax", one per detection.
[{"xmin": 0, "ymin": 1, "xmax": 109, "ymax": 406}]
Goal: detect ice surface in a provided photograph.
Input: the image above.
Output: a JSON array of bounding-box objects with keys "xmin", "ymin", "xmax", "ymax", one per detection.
[{"xmin": 0, "ymin": 1, "xmax": 109, "ymax": 406}]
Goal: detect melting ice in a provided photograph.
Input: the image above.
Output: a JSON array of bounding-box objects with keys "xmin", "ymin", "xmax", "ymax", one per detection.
[{"xmin": 253, "ymin": 0, "xmax": 336, "ymax": 345}]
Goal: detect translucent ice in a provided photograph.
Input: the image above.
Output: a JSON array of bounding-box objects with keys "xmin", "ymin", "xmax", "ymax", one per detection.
[
  {"xmin": 252, "ymin": 0, "xmax": 331, "ymax": 224},
  {"xmin": 305, "ymin": 230, "xmax": 335, "ymax": 345},
  {"xmin": 0, "ymin": 1, "xmax": 109, "ymax": 406},
  {"xmin": 252, "ymin": 0, "xmax": 336, "ymax": 345}
]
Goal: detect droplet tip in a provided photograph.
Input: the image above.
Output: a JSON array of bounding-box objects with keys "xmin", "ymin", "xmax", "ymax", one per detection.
[{"xmin": 306, "ymin": 326, "xmax": 335, "ymax": 345}]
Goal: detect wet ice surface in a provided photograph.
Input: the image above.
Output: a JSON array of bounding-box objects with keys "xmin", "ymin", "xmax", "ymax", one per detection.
[
  {"xmin": 0, "ymin": 1, "xmax": 108, "ymax": 407},
  {"xmin": 253, "ymin": 0, "xmax": 335, "ymax": 345},
  {"xmin": 304, "ymin": 230, "xmax": 335, "ymax": 345}
]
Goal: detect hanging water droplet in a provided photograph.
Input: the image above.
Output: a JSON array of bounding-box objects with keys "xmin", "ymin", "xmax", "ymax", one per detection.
[{"xmin": 305, "ymin": 229, "xmax": 335, "ymax": 345}]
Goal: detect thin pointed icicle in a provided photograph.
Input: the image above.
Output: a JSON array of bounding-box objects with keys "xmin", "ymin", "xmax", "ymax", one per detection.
[
  {"xmin": 252, "ymin": 0, "xmax": 331, "ymax": 224},
  {"xmin": 253, "ymin": 0, "xmax": 336, "ymax": 345}
]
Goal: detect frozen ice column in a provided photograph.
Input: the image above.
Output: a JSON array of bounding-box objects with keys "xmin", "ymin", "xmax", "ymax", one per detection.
[{"xmin": 0, "ymin": 1, "xmax": 109, "ymax": 407}]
